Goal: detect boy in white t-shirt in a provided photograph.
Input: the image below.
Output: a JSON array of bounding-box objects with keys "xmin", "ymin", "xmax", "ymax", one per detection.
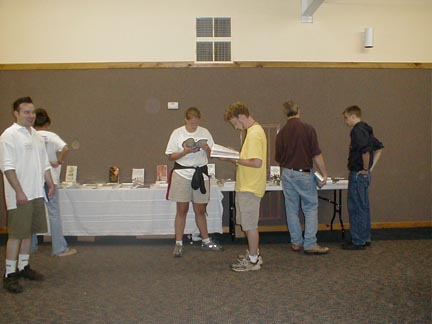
[
  {"xmin": 165, "ymin": 107, "xmax": 222, "ymax": 257},
  {"xmin": 31, "ymin": 108, "xmax": 77, "ymax": 257}
]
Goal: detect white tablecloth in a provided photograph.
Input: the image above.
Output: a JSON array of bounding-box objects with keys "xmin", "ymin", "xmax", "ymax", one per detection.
[{"xmin": 59, "ymin": 186, "xmax": 224, "ymax": 236}]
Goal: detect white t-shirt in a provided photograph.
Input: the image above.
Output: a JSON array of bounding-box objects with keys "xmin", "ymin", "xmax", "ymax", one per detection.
[
  {"xmin": 0, "ymin": 123, "xmax": 51, "ymax": 210},
  {"xmin": 165, "ymin": 126, "xmax": 214, "ymax": 180},
  {"xmin": 37, "ymin": 130, "xmax": 67, "ymax": 185}
]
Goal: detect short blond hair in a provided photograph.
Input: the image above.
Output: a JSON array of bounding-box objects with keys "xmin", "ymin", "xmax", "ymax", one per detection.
[
  {"xmin": 185, "ymin": 107, "xmax": 201, "ymax": 120},
  {"xmin": 224, "ymin": 102, "xmax": 250, "ymax": 121}
]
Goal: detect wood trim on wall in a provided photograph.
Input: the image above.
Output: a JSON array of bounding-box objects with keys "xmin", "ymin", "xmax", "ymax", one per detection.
[
  {"xmin": 253, "ymin": 221, "xmax": 432, "ymax": 232},
  {"xmin": 1, "ymin": 61, "xmax": 431, "ymax": 71},
  {"xmin": 1, "ymin": 222, "xmax": 430, "ymax": 234}
]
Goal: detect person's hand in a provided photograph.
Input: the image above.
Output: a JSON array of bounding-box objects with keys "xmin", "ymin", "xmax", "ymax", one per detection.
[
  {"xmin": 200, "ymin": 142, "xmax": 210, "ymax": 152},
  {"xmin": 357, "ymin": 170, "xmax": 369, "ymax": 175},
  {"xmin": 316, "ymin": 176, "xmax": 327, "ymax": 188},
  {"xmin": 50, "ymin": 160, "xmax": 61, "ymax": 168},
  {"xmin": 182, "ymin": 145, "xmax": 198, "ymax": 155},
  {"xmin": 16, "ymin": 190, "xmax": 28, "ymax": 205},
  {"xmin": 47, "ymin": 183, "xmax": 55, "ymax": 200}
]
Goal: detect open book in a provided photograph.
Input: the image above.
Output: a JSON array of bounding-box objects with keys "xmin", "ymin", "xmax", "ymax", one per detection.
[
  {"xmin": 182, "ymin": 138, "xmax": 208, "ymax": 150},
  {"xmin": 210, "ymin": 144, "xmax": 240, "ymax": 159}
]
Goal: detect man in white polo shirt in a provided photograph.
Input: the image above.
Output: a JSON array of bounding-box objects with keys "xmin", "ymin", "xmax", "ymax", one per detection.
[{"xmin": 0, "ymin": 96, "xmax": 55, "ymax": 293}]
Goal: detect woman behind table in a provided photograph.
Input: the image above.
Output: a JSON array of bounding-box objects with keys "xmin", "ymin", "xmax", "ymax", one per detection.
[
  {"xmin": 165, "ymin": 107, "xmax": 223, "ymax": 257},
  {"xmin": 31, "ymin": 108, "xmax": 77, "ymax": 257}
]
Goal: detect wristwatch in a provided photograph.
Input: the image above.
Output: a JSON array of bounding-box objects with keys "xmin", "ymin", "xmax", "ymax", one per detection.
[{"xmin": 362, "ymin": 167, "xmax": 369, "ymax": 171}]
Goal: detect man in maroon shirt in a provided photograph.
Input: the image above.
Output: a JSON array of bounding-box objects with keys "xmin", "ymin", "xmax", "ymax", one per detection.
[{"xmin": 275, "ymin": 100, "xmax": 329, "ymax": 255}]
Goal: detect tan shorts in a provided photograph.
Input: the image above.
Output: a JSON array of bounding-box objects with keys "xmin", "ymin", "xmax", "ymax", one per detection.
[
  {"xmin": 168, "ymin": 171, "xmax": 210, "ymax": 204},
  {"xmin": 235, "ymin": 192, "xmax": 262, "ymax": 231},
  {"xmin": 7, "ymin": 198, "xmax": 47, "ymax": 239}
]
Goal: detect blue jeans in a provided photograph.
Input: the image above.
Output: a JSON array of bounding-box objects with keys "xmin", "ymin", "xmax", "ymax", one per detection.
[
  {"xmin": 347, "ymin": 171, "xmax": 371, "ymax": 245},
  {"xmin": 31, "ymin": 185, "xmax": 69, "ymax": 255},
  {"xmin": 281, "ymin": 168, "xmax": 319, "ymax": 250}
]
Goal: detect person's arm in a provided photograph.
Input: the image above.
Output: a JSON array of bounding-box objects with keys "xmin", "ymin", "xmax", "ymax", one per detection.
[
  {"xmin": 51, "ymin": 145, "xmax": 70, "ymax": 168},
  {"xmin": 358, "ymin": 151, "xmax": 371, "ymax": 175},
  {"xmin": 313, "ymin": 153, "xmax": 328, "ymax": 188},
  {"xmin": 44, "ymin": 169, "xmax": 55, "ymax": 200},
  {"xmin": 232, "ymin": 158, "xmax": 262, "ymax": 168},
  {"xmin": 167, "ymin": 146, "xmax": 198, "ymax": 161},
  {"xmin": 370, "ymin": 148, "xmax": 383, "ymax": 172},
  {"xmin": 4, "ymin": 169, "xmax": 28, "ymax": 205}
]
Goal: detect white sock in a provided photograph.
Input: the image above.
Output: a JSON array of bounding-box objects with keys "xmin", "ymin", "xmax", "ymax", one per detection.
[
  {"xmin": 249, "ymin": 254, "xmax": 258, "ymax": 263},
  {"xmin": 202, "ymin": 238, "xmax": 210, "ymax": 244},
  {"xmin": 18, "ymin": 254, "xmax": 29, "ymax": 271},
  {"xmin": 5, "ymin": 259, "xmax": 17, "ymax": 277},
  {"xmin": 175, "ymin": 241, "xmax": 183, "ymax": 246}
]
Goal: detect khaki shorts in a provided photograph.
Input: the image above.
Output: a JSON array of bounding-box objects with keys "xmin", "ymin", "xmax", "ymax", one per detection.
[
  {"xmin": 7, "ymin": 198, "xmax": 47, "ymax": 239},
  {"xmin": 168, "ymin": 171, "xmax": 210, "ymax": 204},
  {"xmin": 235, "ymin": 191, "xmax": 262, "ymax": 231}
]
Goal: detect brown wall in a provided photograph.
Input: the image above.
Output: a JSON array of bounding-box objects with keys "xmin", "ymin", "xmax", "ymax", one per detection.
[{"xmin": 0, "ymin": 67, "xmax": 431, "ymax": 227}]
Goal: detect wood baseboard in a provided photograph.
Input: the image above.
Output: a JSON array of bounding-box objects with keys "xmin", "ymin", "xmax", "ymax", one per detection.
[
  {"xmin": 223, "ymin": 221, "xmax": 432, "ymax": 233},
  {"xmin": 1, "ymin": 221, "xmax": 430, "ymax": 235}
]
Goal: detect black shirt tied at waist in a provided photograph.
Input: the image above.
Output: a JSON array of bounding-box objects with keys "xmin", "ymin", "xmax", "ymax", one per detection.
[{"xmin": 173, "ymin": 162, "xmax": 209, "ymax": 194}]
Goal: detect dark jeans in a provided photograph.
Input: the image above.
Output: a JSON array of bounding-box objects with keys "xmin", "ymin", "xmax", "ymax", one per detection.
[{"xmin": 348, "ymin": 171, "xmax": 371, "ymax": 245}]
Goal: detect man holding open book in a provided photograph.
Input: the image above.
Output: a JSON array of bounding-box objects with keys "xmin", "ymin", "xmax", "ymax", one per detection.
[{"xmin": 221, "ymin": 102, "xmax": 267, "ymax": 272}]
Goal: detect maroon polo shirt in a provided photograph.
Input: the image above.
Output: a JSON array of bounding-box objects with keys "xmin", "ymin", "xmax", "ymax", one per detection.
[{"xmin": 275, "ymin": 117, "xmax": 321, "ymax": 169}]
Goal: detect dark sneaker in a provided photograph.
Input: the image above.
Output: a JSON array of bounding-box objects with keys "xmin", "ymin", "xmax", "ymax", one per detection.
[
  {"xmin": 342, "ymin": 242, "xmax": 366, "ymax": 250},
  {"xmin": 201, "ymin": 239, "xmax": 223, "ymax": 252},
  {"xmin": 3, "ymin": 272, "xmax": 23, "ymax": 293},
  {"xmin": 19, "ymin": 265, "xmax": 44, "ymax": 281}
]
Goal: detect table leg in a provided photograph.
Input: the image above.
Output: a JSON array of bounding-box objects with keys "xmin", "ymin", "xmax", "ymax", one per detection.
[
  {"xmin": 319, "ymin": 189, "xmax": 345, "ymax": 239},
  {"xmin": 229, "ymin": 191, "xmax": 236, "ymax": 241}
]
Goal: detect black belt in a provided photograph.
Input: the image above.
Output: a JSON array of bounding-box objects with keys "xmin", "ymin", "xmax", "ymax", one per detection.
[{"xmin": 292, "ymin": 168, "xmax": 311, "ymax": 173}]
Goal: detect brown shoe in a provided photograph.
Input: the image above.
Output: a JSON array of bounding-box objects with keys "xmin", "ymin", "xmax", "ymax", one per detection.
[
  {"xmin": 304, "ymin": 245, "xmax": 329, "ymax": 255},
  {"xmin": 291, "ymin": 244, "xmax": 302, "ymax": 252}
]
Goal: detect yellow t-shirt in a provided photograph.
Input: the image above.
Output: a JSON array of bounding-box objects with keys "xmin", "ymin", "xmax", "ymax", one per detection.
[{"xmin": 235, "ymin": 124, "xmax": 267, "ymax": 197}]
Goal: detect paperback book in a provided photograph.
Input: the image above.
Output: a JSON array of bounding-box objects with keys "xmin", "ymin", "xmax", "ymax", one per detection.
[
  {"xmin": 182, "ymin": 138, "xmax": 207, "ymax": 150},
  {"xmin": 132, "ymin": 168, "xmax": 145, "ymax": 185},
  {"xmin": 156, "ymin": 165, "xmax": 168, "ymax": 182},
  {"xmin": 65, "ymin": 165, "xmax": 78, "ymax": 183},
  {"xmin": 109, "ymin": 166, "xmax": 120, "ymax": 183},
  {"xmin": 207, "ymin": 163, "xmax": 216, "ymax": 178},
  {"xmin": 210, "ymin": 144, "xmax": 240, "ymax": 159}
]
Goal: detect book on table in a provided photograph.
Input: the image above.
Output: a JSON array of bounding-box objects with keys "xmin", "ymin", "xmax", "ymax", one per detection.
[
  {"xmin": 65, "ymin": 165, "xmax": 78, "ymax": 183},
  {"xmin": 210, "ymin": 144, "xmax": 240, "ymax": 159},
  {"xmin": 109, "ymin": 166, "xmax": 120, "ymax": 183},
  {"xmin": 156, "ymin": 165, "xmax": 167, "ymax": 182},
  {"xmin": 132, "ymin": 168, "xmax": 145, "ymax": 185}
]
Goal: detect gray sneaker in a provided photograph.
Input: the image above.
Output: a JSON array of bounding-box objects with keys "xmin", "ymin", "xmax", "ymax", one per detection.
[
  {"xmin": 173, "ymin": 244, "xmax": 183, "ymax": 257},
  {"xmin": 231, "ymin": 257, "xmax": 261, "ymax": 272},
  {"xmin": 201, "ymin": 239, "xmax": 223, "ymax": 251},
  {"xmin": 237, "ymin": 250, "xmax": 263, "ymax": 266}
]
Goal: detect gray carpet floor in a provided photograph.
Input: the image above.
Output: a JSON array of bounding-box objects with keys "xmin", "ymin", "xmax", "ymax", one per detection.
[{"xmin": 1, "ymin": 234, "xmax": 431, "ymax": 324}]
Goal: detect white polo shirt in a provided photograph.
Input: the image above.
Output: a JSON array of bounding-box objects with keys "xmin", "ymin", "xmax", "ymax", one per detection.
[
  {"xmin": 0, "ymin": 123, "xmax": 51, "ymax": 210},
  {"xmin": 165, "ymin": 126, "xmax": 214, "ymax": 180},
  {"xmin": 37, "ymin": 130, "xmax": 67, "ymax": 185}
]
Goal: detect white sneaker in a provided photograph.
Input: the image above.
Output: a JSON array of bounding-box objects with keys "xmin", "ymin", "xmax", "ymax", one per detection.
[
  {"xmin": 173, "ymin": 244, "xmax": 183, "ymax": 257},
  {"xmin": 237, "ymin": 250, "xmax": 263, "ymax": 265},
  {"xmin": 56, "ymin": 248, "xmax": 77, "ymax": 257},
  {"xmin": 231, "ymin": 257, "xmax": 261, "ymax": 272}
]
